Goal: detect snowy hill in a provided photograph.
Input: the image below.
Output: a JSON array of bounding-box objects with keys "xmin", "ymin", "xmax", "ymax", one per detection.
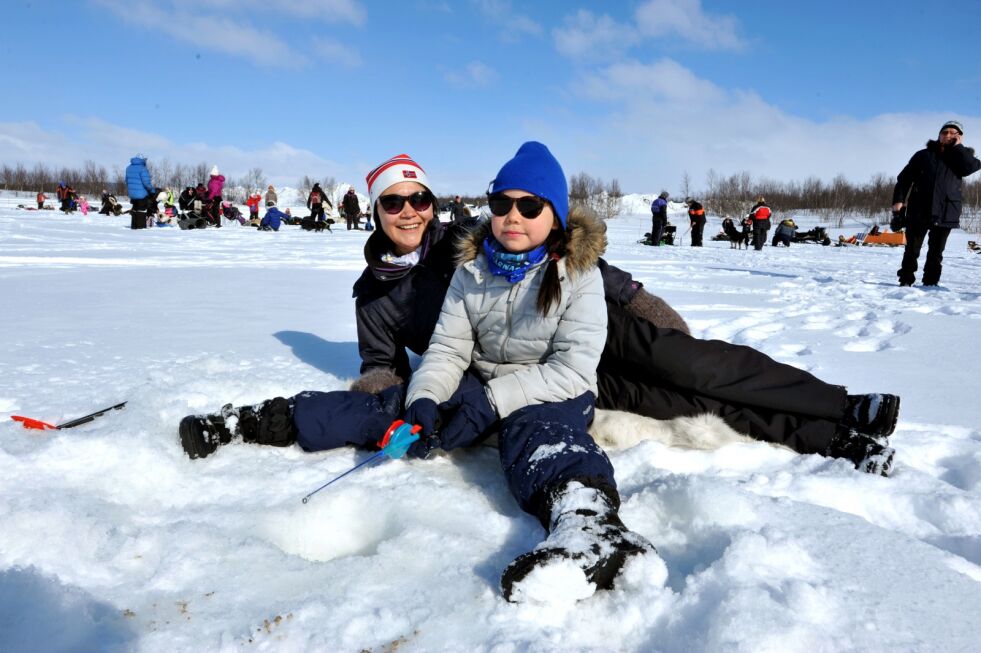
[{"xmin": 0, "ymin": 199, "xmax": 979, "ymax": 651}]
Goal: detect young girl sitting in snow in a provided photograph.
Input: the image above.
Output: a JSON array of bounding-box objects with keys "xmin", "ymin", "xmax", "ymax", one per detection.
[{"xmin": 398, "ymin": 142, "xmax": 662, "ymax": 603}]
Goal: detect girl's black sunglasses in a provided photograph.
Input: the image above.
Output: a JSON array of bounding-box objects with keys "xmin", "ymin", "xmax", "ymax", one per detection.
[
  {"xmin": 378, "ymin": 191, "xmax": 433, "ymax": 214},
  {"xmin": 486, "ymin": 192, "xmax": 548, "ymax": 219}
]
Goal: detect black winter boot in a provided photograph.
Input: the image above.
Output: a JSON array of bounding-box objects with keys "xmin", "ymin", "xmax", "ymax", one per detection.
[
  {"xmin": 179, "ymin": 397, "xmax": 296, "ymax": 459},
  {"xmin": 826, "ymin": 426, "xmax": 894, "ymax": 476},
  {"xmin": 842, "ymin": 393, "xmax": 900, "ymax": 437},
  {"xmin": 500, "ymin": 481, "xmax": 660, "ymax": 604}
]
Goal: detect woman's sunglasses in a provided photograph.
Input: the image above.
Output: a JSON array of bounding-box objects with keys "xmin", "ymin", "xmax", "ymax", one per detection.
[
  {"xmin": 378, "ymin": 191, "xmax": 433, "ymax": 214},
  {"xmin": 486, "ymin": 192, "xmax": 548, "ymax": 219}
]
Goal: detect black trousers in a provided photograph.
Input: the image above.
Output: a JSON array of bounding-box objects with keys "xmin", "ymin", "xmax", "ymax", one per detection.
[
  {"xmin": 650, "ymin": 217, "xmax": 666, "ymax": 245},
  {"xmin": 130, "ymin": 198, "xmax": 149, "ymax": 229},
  {"xmin": 752, "ymin": 223, "xmax": 769, "ymax": 250},
  {"xmin": 597, "ymin": 307, "xmax": 847, "ymax": 454},
  {"xmin": 899, "ymin": 222, "xmax": 951, "ymax": 286},
  {"xmin": 690, "ymin": 217, "xmax": 705, "ymax": 246},
  {"xmin": 346, "ymin": 213, "xmax": 359, "ymax": 230},
  {"xmin": 310, "ymin": 205, "xmax": 325, "ymax": 221}
]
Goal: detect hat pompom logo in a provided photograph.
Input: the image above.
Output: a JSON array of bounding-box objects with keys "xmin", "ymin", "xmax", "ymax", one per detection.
[{"xmin": 403, "ymin": 170, "xmax": 417, "ymax": 178}]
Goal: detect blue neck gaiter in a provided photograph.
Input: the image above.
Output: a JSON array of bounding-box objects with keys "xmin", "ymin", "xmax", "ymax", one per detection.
[{"xmin": 483, "ymin": 237, "xmax": 548, "ymax": 283}]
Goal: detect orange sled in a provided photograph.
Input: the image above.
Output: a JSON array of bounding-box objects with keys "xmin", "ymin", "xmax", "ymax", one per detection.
[{"xmin": 862, "ymin": 230, "xmax": 906, "ymax": 247}]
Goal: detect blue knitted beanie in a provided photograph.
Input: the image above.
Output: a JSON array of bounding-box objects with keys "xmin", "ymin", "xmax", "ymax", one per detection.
[{"xmin": 490, "ymin": 141, "xmax": 569, "ymax": 228}]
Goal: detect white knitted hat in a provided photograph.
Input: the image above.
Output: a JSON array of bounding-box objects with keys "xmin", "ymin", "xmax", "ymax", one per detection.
[{"xmin": 365, "ymin": 154, "xmax": 431, "ymax": 210}]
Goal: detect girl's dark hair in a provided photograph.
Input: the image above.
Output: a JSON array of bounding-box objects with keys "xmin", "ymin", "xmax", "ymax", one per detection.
[{"xmin": 536, "ymin": 224, "xmax": 569, "ymax": 315}]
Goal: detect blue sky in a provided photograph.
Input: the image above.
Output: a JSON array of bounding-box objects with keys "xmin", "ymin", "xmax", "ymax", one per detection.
[{"xmin": 2, "ymin": 0, "xmax": 979, "ymax": 194}]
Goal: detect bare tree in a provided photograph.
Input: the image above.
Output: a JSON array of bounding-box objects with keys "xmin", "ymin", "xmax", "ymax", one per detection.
[{"xmin": 242, "ymin": 167, "xmax": 266, "ymax": 195}]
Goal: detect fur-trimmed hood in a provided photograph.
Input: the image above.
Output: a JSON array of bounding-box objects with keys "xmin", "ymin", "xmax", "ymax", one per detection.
[{"xmin": 453, "ymin": 206, "xmax": 607, "ymax": 278}]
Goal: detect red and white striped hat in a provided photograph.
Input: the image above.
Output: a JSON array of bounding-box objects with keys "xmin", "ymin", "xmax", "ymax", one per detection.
[{"xmin": 365, "ymin": 154, "xmax": 431, "ymax": 209}]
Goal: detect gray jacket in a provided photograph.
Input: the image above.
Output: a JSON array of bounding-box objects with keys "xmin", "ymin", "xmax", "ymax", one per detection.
[{"xmin": 406, "ymin": 211, "xmax": 608, "ymax": 418}]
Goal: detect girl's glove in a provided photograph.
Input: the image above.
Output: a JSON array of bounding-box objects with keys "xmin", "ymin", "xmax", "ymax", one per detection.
[
  {"xmin": 403, "ymin": 399, "xmax": 441, "ymax": 458},
  {"xmin": 437, "ymin": 386, "xmax": 497, "ymax": 451}
]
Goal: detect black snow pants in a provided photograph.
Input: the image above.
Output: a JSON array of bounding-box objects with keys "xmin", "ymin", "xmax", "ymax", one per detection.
[
  {"xmin": 898, "ymin": 221, "xmax": 951, "ymax": 286},
  {"xmin": 597, "ymin": 304, "xmax": 847, "ymax": 454},
  {"xmin": 690, "ymin": 216, "xmax": 706, "ymax": 246},
  {"xmin": 650, "ymin": 217, "xmax": 666, "ymax": 246},
  {"xmin": 752, "ymin": 222, "xmax": 769, "ymax": 250}
]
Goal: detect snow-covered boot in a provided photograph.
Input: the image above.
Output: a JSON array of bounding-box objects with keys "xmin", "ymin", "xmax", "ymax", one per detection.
[
  {"xmin": 842, "ymin": 393, "xmax": 900, "ymax": 437},
  {"xmin": 500, "ymin": 480, "xmax": 659, "ymax": 604},
  {"xmin": 826, "ymin": 427, "xmax": 895, "ymax": 476},
  {"xmin": 179, "ymin": 397, "xmax": 295, "ymax": 459}
]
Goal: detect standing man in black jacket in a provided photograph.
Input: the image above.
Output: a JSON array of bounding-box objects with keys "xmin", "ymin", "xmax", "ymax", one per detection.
[
  {"xmin": 342, "ymin": 187, "xmax": 362, "ymax": 230},
  {"xmin": 686, "ymin": 197, "xmax": 706, "ymax": 246},
  {"xmin": 893, "ymin": 120, "xmax": 980, "ymax": 286}
]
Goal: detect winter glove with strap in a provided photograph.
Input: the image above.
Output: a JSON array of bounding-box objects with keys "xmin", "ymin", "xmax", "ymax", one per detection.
[
  {"xmin": 437, "ymin": 384, "xmax": 498, "ymax": 451},
  {"xmin": 403, "ymin": 398, "xmax": 441, "ymax": 458}
]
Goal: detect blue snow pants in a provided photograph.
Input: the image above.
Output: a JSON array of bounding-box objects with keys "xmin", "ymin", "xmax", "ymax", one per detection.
[{"xmin": 289, "ymin": 372, "xmax": 616, "ymax": 524}]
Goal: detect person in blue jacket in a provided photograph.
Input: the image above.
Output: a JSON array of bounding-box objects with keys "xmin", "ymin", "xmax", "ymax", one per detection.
[
  {"xmin": 650, "ymin": 191, "xmax": 669, "ymax": 246},
  {"xmin": 260, "ymin": 206, "xmax": 289, "ymax": 231},
  {"xmin": 125, "ymin": 155, "xmax": 156, "ymax": 230}
]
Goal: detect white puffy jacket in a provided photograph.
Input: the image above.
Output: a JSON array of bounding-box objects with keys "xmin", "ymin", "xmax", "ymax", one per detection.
[{"xmin": 406, "ymin": 209, "xmax": 608, "ymax": 418}]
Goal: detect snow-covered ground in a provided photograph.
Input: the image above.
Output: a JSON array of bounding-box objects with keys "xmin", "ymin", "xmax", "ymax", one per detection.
[{"xmin": 1, "ymin": 198, "xmax": 979, "ymax": 652}]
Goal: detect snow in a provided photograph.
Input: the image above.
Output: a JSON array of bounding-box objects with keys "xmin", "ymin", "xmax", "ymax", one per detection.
[{"xmin": 1, "ymin": 196, "xmax": 980, "ymax": 651}]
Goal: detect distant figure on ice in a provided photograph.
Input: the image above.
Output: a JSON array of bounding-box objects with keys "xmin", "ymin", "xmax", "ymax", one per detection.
[
  {"xmin": 771, "ymin": 218, "xmax": 798, "ymax": 247},
  {"xmin": 650, "ymin": 191, "xmax": 669, "ymax": 246},
  {"xmin": 746, "ymin": 196, "xmax": 771, "ymax": 251},
  {"xmin": 221, "ymin": 201, "xmax": 246, "ymax": 225},
  {"xmin": 125, "ymin": 156, "xmax": 156, "ymax": 230},
  {"xmin": 207, "ymin": 166, "xmax": 225, "ymax": 227},
  {"xmin": 448, "ymin": 195, "xmax": 468, "ymax": 223},
  {"xmin": 246, "ymin": 191, "xmax": 262, "ymax": 223},
  {"xmin": 342, "ymin": 186, "xmax": 361, "ymax": 230},
  {"xmin": 893, "ymin": 120, "xmax": 980, "ymax": 287},
  {"xmin": 260, "ymin": 206, "xmax": 289, "ymax": 231},
  {"xmin": 77, "ymin": 195, "xmax": 90, "ymax": 215},
  {"xmin": 265, "ymin": 184, "xmax": 278, "ymax": 208},
  {"xmin": 56, "ymin": 183, "xmax": 69, "ymax": 212},
  {"xmin": 307, "ymin": 183, "xmax": 331, "ymax": 223},
  {"xmin": 686, "ymin": 197, "xmax": 706, "ymax": 246},
  {"xmin": 36, "ymin": 190, "xmax": 46, "ymax": 210}
]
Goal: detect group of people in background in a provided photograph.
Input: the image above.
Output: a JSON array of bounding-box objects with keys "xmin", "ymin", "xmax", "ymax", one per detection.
[{"xmin": 647, "ymin": 120, "xmax": 979, "ymax": 286}]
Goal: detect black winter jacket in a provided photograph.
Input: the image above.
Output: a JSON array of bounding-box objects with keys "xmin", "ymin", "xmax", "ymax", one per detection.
[
  {"xmin": 893, "ymin": 140, "xmax": 980, "ymax": 228},
  {"xmin": 342, "ymin": 192, "xmax": 361, "ymax": 217},
  {"xmin": 352, "ymin": 215, "xmax": 644, "ymax": 382}
]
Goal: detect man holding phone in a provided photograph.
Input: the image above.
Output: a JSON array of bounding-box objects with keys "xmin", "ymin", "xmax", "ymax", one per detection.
[{"xmin": 892, "ymin": 120, "xmax": 980, "ymax": 286}]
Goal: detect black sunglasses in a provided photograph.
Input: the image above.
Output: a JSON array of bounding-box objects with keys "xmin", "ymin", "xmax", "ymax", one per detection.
[
  {"xmin": 378, "ymin": 191, "xmax": 433, "ymax": 214},
  {"xmin": 486, "ymin": 192, "xmax": 548, "ymax": 219}
]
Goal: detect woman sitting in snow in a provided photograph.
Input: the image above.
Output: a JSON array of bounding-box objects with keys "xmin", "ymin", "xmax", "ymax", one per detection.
[{"xmin": 180, "ymin": 152, "xmax": 899, "ymax": 483}]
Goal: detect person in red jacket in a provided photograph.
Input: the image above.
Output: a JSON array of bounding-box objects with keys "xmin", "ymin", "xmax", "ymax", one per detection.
[
  {"xmin": 245, "ymin": 191, "xmax": 262, "ymax": 222},
  {"xmin": 36, "ymin": 191, "xmax": 46, "ymax": 210},
  {"xmin": 747, "ymin": 196, "xmax": 771, "ymax": 251}
]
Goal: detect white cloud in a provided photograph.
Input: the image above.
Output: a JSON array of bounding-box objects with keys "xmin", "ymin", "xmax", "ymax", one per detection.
[
  {"xmin": 93, "ymin": 0, "xmax": 364, "ymax": 69},
  {"xmin": 553, "ymin": 1, "xmax": 744, "ymax": 61},
  {"xmin": 635, "ymin": 0, "xmax": 744, "ymax": 50},
  {"xmin": 578, "ymin": 58, "xmax": 726, "ymax": 104},
  {"xmin": 553, "ymin": 10, "xmax": 638, "ymax": 60},
  {"xmin": 444, "ymin": 61, "xmax": 498, "ymax": 88},
  {"xmin": 0, "ymin": 118, "xmax": 355, "ymax": 188},
  {"xmin": 471, "ymin": 0, "xmax": 542, "ymax": 37},
  {"xmin": 565, "ymin": 59, "xmax": 977, "ymax": 192}
]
